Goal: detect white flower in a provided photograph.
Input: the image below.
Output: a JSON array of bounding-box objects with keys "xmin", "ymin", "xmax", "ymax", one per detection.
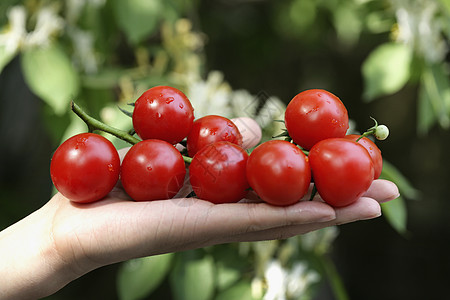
[
  {"xmin": 25, "ymin": 6, "xmax": 64, "ymax": 48},
  {"xmin": 0, "ymin": 6, "xmax": 27, "ymax": 54},
  {"xmin": 254, "ymin": 95, "xmax": 285, "ymax": 129},
  {"xmin": 0, "ymin": 5, "xmax": 65, "ymax": 52},
  {"xmin": 263, "ymin": 260, "xmax": 288, "ymax": 300},
  {"xmin": 392, "ymin": 0, "xmax": 448, "ymax": 63},
  {"xmin": 68, "ymin": 27, "xmax": 98, "ymax": 73},
  {"xmin": 185, "ymin": 71, "xmax": 234, "ymax": 118},
  {"xmin": 262, "ymin": 260, "xmax": 320, "ymax": 300},
  {"xmin": 286, "ymin": 262, "xmax": 320, "ymax": 299}
]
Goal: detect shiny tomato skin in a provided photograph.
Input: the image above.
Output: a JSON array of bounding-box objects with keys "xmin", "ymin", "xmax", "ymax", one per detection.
[
  {"xmin": 189, "ymin": 141, "xmax": 249, "ymax": 204},
  {"xmin": 285, "ymin": 89, "xmax": 349, "ymax": 150},
  {"xmin": 309, "ymin": 138, "xmax": 374, "ymax": 207},
  {"xmin": 121, "ymin": 139, "xmax": 186, "ymax": 201},
  {"xmin": 246, "ymin": 140, "xmax": 311, "ymax": 206},
  {"xmin": 187, "ymin": 115, "xmax": 243, "ymax": 157},
  {"xmin": 344, "ymin": 134, "xmax": 383, "ymax": 179},
  {"xmin": 50, "ymin": 133, "xmax": 120, "ymax": 203},
  {"xmin": 132, "ymin": 86, "xmax": 195, "ymax": 144}
]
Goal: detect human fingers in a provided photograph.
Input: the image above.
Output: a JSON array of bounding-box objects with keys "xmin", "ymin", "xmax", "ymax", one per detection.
[
  {"xmin": 302, "ymin": 179, "xmax": 399, "ymax": 203},
  {"xmin": 205, "ymin": 200, "xmax": 336, "ymax": 245},
  {"xmin": 224, "ymin": 196, "xmax": 381, "ymax": 243},
  {"xmin": 231, "ymin": 117, "xmax": 262, "ymax": 149},
  {"xmin": 363, "ymin": 179, "xmax": 400, "ymax": 203}
]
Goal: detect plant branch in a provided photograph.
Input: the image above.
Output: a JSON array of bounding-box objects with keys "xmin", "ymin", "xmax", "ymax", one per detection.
[
  {"xmin": 71, "ymin": 101, "xmax": 194, "ymax": 164},
  {"xmin": 71, "ymin": 101, "xmax": 141, "ymax": 145}
]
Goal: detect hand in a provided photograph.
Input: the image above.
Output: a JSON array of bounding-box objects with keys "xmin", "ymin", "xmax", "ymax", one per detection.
[{"xmin": 0, "ymin": 118, "xmax": 400, "ymax": 299}]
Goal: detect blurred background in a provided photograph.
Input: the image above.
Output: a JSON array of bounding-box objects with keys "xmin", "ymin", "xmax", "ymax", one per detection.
[{"xmin": 1, "ymin": 0, "xmax": 449, "ymax": 299}]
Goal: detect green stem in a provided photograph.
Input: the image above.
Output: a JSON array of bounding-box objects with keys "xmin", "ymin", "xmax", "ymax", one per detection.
[
  {"xmin": 71, "ymin": 101, "xmax": 193, "ymax": 164},
  {"xmin": 309, "ymin": 184, "xmax": 317, "ymax": 201},
  {"xmin": 319, "ymin": 254, "xmax": 350, "ymax": 300},
  {"xmin": 72, "ymin": 101, "xmax": 141, "ymax": 145},
  {"xmin": 356, "ymin": 117, "xmax": 378, "ymax": 142},
  {"xmin": 355, "ymin": 129, "xmax": 375, "ymax": 142},
  {"xmin": 183, "ymin": 156, "xmax": 193, "ymax": 164}
]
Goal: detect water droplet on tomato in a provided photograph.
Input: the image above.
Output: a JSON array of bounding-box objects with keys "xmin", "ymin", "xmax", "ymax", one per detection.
[
  {"xmin": 306, "ymin": 107, "xmax": 319, "ymax": 115},
  {"xmin": 156, "ymin": 112, "xmax": 162, "ymax": 118},
  {"xmin": 108, "ymin": 164, "xmax": 114, "ymax": 172},
  {"xmin": 75, "ymin": 137, "xmax": 87, "ymax": 149},
  {"xmin": 179, "ymin": 103, "xmax": 184, "ymax": 109},
  {"xmin": 166, "ymin": 97, "xmax": 174, "ymax": 104},
  {"xmin": 147, "ymin": 166, "xmax": 153, "ymax": 171}
]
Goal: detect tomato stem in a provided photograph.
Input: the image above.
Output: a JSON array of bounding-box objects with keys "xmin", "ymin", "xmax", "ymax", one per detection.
[
  {"xmin": 183, "ymin": 156, "xmax": 193, "ymax": 164},
  {"xmin": 71, "ymin": 101, "xmax": 194, "ymax": 164},
  {"xmin": 309, "ymin": 184, "xmax": 317, "ymax": 201},
  {"xmin": 71, "ymin": 101, "xmax": 142, "ymax": 145},
  {"xmin": 356, "ymin": 117, "xmax": 389, "ymax": 142}
]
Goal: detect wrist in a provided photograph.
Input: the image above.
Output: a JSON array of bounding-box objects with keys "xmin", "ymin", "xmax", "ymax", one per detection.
[{"xmin": 0, "ymin": 200, "xmax": 78, "ymax": 299}]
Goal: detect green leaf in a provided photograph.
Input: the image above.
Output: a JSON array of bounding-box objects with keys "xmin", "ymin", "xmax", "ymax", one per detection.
[
  {"xmin": 380, "ymin": 159, "xmax": 420, "ymax": 201},
  {"xmin": 362, "ymin": 42, "xmax": 412, "ymax": 101},
  {"xmin": 417, "ymin": 63, "xmax": 450, "ymax": 134},
  {"xmin": 111, "ymin": 0, "xmax": 163, "ymax": 45},
  {"xmin": 216, "ymin": 281, "xmax": 259, "ymax": 300},
  {"xmin": 333, "ymin": 3, "xmax": 362, "ymax": 46},
  {"xmin": 21, "ymin": 43, "xmax": 80, "ymax": 115},
  {"xmin": 117, "ymin": 253, "xmax": 174, "ymax": 300},
  {"xmin": 381, "ymin": 196, "xmax": 408, "ymax": 235},
  {"xmin": 417, "ymin": 80, "xmax": 438, "ymax": 136},
  {"xmin": 170, "ymin": 252, "xmax": 216, "ymax": 300},
  {"xmin": 438, "ymin": 0, "xmax": 450, "ymax": 15},
  {"xmin": 0, "ymin": 45, "xmax": 17, "ymax": 73}
]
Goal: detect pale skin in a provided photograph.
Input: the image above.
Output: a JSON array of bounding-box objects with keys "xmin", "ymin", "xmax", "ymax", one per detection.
[{"xmin": 0, "ymin": 118, "xmax": 400, "ymax": 299}]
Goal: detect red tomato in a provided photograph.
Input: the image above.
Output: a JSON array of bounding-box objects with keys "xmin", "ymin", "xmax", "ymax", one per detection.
[
  {"xmin": 189, "ymin": 141, "xmax": 249, "ymax": 204},
  {"xmin": 344, "ymin": 134, "xmax": 383, "ymax": 179},
  {"xmin": 246, "ymin": 140, "xmax": 311, "ymax": 206},
  {"xmin": 284, "ymin": 89, "xmax": 349, "ymax": 150},
  {"xmin": 186, "ymin": 115, "xmax": 243, "ymax": 157},
  {"xmin": 309, "ymin": 138, "xmax": 374, "ymax": 207},
  {"xmin": 132, "ymin": 86, "xmax": 195, "ymax": 144},
  {"xmin": 121, "ymin": 139, "xmax": 186, "ymax": 201},
  {"xmin": 50, "ymin": 133, "xmax": 120, "ymax": 203}
]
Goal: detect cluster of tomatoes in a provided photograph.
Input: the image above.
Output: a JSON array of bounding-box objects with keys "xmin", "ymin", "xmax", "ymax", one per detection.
[{"xmin": 50, "ymin": 86, "xmax": 386, "ymax": 207}]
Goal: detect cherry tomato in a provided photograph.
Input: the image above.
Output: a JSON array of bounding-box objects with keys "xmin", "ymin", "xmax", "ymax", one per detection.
[
  {"xmin": 186, "ymin": 115, "xmax": 243, "ymax": 157},
  {"xmin": 50, "ymin": 133, "xmax": 120, "ymax": 203},
  {"xmin": 246, "ymin": 140, "xmax": 311, "ymax": 206},
  {"xmin": 344, "ymin": 134, "xmax": 383, "ymax": 179},
  {"xmin": 189, "ymin": 141, "xmax": 249, "ymax": 204},
  {"xmin": 309, "ymin": 138, "xmax": 374, "ymax": 207},
  {"xmin": 121, "ymin": 139, "xmax": 186, "ymax": 201},
  {"xmin": 284, "ymin": 89, "xmax": 349, "ymax": 150},
  {"xmin": 132, "ymin": 86, "xmax": 195, "ymax": 144}
]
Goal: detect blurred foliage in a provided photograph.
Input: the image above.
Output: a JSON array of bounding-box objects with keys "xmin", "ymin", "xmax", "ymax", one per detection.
[{"xmin": 1, "ymin": 0, "xmax": 446, "ymax": 299}]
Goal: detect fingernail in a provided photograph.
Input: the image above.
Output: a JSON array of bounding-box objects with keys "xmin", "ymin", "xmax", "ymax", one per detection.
[
  {"xmin": 361, "ymin": 211, "xmax": 382, "ymax": 220},
  {"xmin": 380, "ymin": 193, "xmax": 401, "ymax": 203},
  {"xmin": 318, "ymin": 213, "xmax": 337, "ymax": 222}
]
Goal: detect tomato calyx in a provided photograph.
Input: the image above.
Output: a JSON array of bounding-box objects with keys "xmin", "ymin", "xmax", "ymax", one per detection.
[{"xmin": 272, "ymin": 122, "xmax": 310, "ymax": 156}]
